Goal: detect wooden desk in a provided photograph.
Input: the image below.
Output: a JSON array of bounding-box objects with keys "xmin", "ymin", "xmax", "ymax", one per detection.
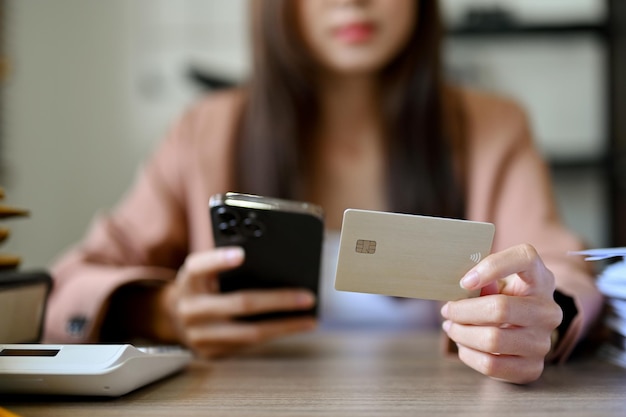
[{"xmin": 3, "ymin": 330, "xmax": 626, "ymax": 416}]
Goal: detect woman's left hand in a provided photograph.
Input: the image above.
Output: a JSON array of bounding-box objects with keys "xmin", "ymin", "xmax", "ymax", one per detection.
[{"xmin": 440, "ymin": 243, "xmax": 563, "ymax": 384}]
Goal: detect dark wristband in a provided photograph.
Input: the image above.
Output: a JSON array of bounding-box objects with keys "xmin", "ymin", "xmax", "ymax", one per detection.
[{"xmin": 553, "ymin": 289, "xmax": 578, "ymax": 342}]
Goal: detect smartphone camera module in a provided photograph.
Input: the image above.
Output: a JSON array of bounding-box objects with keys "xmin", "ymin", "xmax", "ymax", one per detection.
[
  {"xmin": 214, "ymin": 207, "xmax": 265, "ymax": 240},
  {"xmin": 241, "ymin": 216, "xmax": 264, "ymax": 238},
  {"xmin": 215, "ymin": 207, "xmax": 239, "ymax": 237}
]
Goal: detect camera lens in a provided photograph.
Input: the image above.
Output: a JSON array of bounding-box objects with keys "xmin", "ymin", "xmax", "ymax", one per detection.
[
  {"xmin": 215, "ymin": 207, "xmax": 239, "ymax": 236},
  {"xmin": 242, "ymin": 217, "xmax": 264, "ymax": 238},
  {"xmin": 218, "ymin": 221, "xmax": 238, "ymax": 236}
]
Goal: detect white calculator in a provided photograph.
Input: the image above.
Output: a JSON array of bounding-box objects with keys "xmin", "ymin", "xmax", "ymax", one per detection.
[{"xmin": 0, "ymin": 343, "xmax": 192, "ymax": 396}]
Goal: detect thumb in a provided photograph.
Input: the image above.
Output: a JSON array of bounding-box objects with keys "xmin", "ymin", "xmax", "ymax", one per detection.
[
  {"xmin": 459, "ymin": 244, "xmax": 552, "ymax": 296},
  {"xmin": 179, "ymin": 247, "xmax": 245, "ymax": 296}
]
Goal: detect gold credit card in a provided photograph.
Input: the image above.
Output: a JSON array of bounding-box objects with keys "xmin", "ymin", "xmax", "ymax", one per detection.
[{"xmin": 334, "ymin": 209, "xmax": 495, "ymax": 301}]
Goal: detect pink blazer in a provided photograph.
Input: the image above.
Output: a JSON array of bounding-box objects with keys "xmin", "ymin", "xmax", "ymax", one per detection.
[{"xmin": 43, "ymin": 88, "xmax": 604, "ymax": 362}]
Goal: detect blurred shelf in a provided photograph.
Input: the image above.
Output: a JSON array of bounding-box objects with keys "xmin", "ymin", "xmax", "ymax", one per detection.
[
  {"xmin": 447, "ymin": 22, "xmax": 609, "ymax": 38},
  {"xmin": 187, "ymin": 66, "xmax": 236, "ymax": 91},
  {"xmin": 548, "ymin": 157, "xmax": 608, "ymax": 172},
  {"xmin": 0, "ymin": 204, "xmax": 29, "ymax": 219},
  {"xmin": 0, "ymin": 253, "xmax": 20, "ymax": 270},
  {"xmin": 446, "ymin": 1, "xmax": 626, "ymax": 245}
]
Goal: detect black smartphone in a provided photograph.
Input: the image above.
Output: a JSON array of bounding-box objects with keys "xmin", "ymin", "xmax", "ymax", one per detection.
[{"xmin": 209, "ymin": 192, "xmax": 324, "ymax": 319}]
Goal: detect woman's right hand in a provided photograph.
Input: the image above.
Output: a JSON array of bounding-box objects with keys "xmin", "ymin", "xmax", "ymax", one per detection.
[{"xmin": 158, "ymin": 247, "xmax": 317, "ymax": 358}]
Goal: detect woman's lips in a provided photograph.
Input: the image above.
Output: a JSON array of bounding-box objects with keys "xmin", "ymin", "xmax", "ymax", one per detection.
[{"xmin": 333, "ymin": 22, "xmax": 376, "ymax": 44}]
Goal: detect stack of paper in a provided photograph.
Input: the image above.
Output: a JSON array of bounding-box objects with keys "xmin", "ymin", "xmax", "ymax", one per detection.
[{"xmin": 570, "ymin": 247, "xmax": 626, "ymax": 367}]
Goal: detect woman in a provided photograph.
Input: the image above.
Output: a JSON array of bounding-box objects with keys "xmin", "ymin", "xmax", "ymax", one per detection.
[{"xmin": 44, "ymin": 0, "xmax": 603, "ymax": 384}]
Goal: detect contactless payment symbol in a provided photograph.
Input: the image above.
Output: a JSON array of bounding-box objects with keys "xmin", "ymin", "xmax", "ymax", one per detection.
[
  {"xmin": 355, "ymin": 239, "xmax": 377, "ymax": 254},
  {"xmin": 469, "ymin": 252, "xmax": 482, "ymax": 263}
]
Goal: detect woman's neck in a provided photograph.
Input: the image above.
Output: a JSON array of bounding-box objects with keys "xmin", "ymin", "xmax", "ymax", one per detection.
[
  {"xmin": 307, "ymin": 73, "xmax": 389, "ymax": 228},
  {"xmin": 316, "ymin": 74, "xmax": 381, "ymax": 141}
]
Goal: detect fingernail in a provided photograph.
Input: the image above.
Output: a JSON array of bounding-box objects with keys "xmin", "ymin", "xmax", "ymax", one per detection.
[
  {"xmin": 223, "ymin": 247, "xmax": 244, "ymax": 264},
  {"xmin": 442, "ymin": 320, "xmax": 451, "ymax": 333},
  {"xmin": 460, "ymin": 270, "xmax": 479, "ymax": 289},
  {"xmin": 297, "ymin": 292, "xmax": 315, "ymax": 307},
  {"xmin": 440, "ymin": 302, "xmax": 449, "ymax": 318}
]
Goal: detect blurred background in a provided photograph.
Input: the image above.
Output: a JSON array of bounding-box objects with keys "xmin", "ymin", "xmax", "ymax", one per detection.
[{"xmin": 0, "ymin": 0, "xmax": 624, "ymax": 269}]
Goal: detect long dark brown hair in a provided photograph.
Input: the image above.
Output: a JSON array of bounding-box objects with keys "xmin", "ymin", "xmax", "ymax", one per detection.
[{"xmin": 236, "ymin": 0, "xmax": 465, "ymax": 219}]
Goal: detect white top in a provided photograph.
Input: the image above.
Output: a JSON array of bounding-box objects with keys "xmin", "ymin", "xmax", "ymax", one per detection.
[{"xmin": 318, "ymin": 231, "xmax": 441, "ymax": 330}]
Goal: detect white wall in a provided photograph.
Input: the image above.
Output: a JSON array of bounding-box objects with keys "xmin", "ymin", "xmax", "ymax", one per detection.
[
  {"xmin": 1, "ymin": 0, "xmax": 249, "ymax": 268},
  {"xmin": 3, "ymin": 0, "xmax": 137, "ymax": 269}
]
